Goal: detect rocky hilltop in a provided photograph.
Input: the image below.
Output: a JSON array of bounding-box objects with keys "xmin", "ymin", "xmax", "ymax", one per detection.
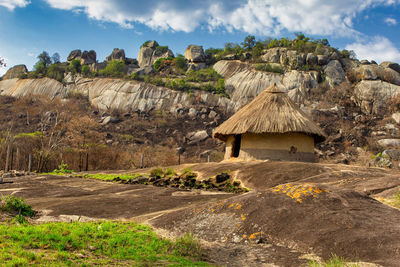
[{"xmin": 2, "ymin": 36, "xmax": 400, "ymax": 166}]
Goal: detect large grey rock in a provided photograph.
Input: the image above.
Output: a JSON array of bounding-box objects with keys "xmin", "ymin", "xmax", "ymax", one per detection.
[
  {"xmin": 281, "ymin": 50, "xmax": 305, "ymax": 68},
  {"xmin": 323, "ymin": 60, "xmax": 346, "ymax": 85},
  {"xmin": 2, "ymin": 65, "xmax": 28, "ymax": 79},
  {"xmin": 106, "ymin": 48, "xmax": 126, "ymax": 62},
  {"xmin": 393, "ymin": 113, "xmax": 400, "ymax": 124},
  {"xmin": 184, "ymin": 45, "xmax": 205, "ymax": 62},
  {"xmin": 317, "ymin": 55, "xmax": 329, "ymax": 65},
  {"xmin": 187, "ymin": 62, "xmax": 207, "ymax": 72},
  {"xmin": 340, "ymin": 58, "xmax": 360, "ymax": 72},
  {"xmin": 383, "ymin": 149, "xmax": 400, "ymax": 160},
  {"xmin": 306, "ymin": 53, "xmax": 318, "ymax": 66},
  {"xmin": 353, "ymin": 64, "xmax": 400, "ymax": 85},
  {"xmin": 378, "ymin": 139, "xmax": 400, "ymax": 148},
  {"xmin": 354, "ymin": 80, "xmax": 400, "ymax": 114},
  {"xmin": 261, "ymin": 48, "xmax": 285, "ymax": 63},
  {"xmin": 187, "ymin": 130, "xmax": 209, "ymax": 144},
  {"xmin": 67, "ymin": 49, "xmax": 82, "ymax": 62},
  {"xmin": 132, "ymin": 66, "xmax": 154, "ymax": 76},
  {"xmin": 0, "ymin": 77, "xmax": 238, "ymax": 114},
  {"xmin": 360, "ymin": 59, "xmax": 370, "ymax": 65},
  {"xmin": 138, "ymin": 47, "xmax": 154, "ymax": 68},
  {"xmin": 80, "ymin": 50, "xmax": 96, "ymax": 65},
  {"xmin": 90, "ymin": 62, "xmax": 107, "ymax": 72},
  {"xmin": 138, "ymin": 41, "xmax": 174, "ymax": 68},
  {"xmin": 380, "ymin": 61, "xmax": 400, "ymax": 74},
  {"xmin": 213, "ymin": 60, "xmax": 319, "ymax": 106}
]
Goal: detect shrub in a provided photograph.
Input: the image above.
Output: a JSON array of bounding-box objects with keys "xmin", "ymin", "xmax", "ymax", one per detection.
[
  {"xmin": 0, "ymin": 195, "xmax": 36, "ymax": 217},
  {"xmin": 81, "ymin": 65, "xmax": 90, "ymax": 76},
  {"xmin": 99, "ymin": 60, "xmax": 125, "ymax": 77},
  {"xmin": 52, "ymin": 162, "xmax": 73, "ymax": 174},
  {"xmin": 255, "ymin": 63, "xmax": 284, "ymax": 74},
  {"xmin": 150, "ymin": 167, "xmax": 164, "ymax": 178},
  {"xmin": 173, "ymin": 55, "xmax": 187, "ymax": 71},
  {"xmin": 155, "ymin": 45, "xmax": 169, "ymax": 55},
  {"xmin": 173, "ymin": 233, "xmax": 202, "ymax": 260},
  {"xmin": 186, "ymin": 68, "xmax": 222, "ymax": 82},
  {"xmin": 47, "ymin": 63, "xmax": 66, "ymax": 82},
  {"xmin": 69, "ymin": 59, "xmax": 81, "ymax": 74}
]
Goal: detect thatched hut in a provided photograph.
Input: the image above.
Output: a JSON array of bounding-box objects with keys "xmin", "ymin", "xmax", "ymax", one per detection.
[{"xmin": 213, "ymin": 84, "xmax": 325, "ymax": 162}]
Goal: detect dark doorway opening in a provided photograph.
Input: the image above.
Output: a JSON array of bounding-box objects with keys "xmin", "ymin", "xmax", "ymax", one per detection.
[{"xmin": 231, "ymin": 134, "xmax": 242, "ymax": 158}]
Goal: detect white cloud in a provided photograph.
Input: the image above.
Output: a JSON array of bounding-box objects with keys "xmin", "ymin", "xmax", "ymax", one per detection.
[
  {"xmin": 385, "ymin": 17, "xmax": 398, "ymax": 25},
  {"xmin": 43, "ymin": 0, "xmax": 400, "ymax": 36},
  {"xmin": 345, "ymin": 36, "xmax": 400, "ymax": 63},
  {"xmin": 0, "ymin": 0, "xmax": 29, "ymax": 10}
]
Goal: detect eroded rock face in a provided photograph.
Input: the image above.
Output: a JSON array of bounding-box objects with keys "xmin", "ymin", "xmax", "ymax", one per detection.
[
  {"xmin": 214, "ymin": 60, "xmax": 319, "ymax": 106},
  {"xmin": 352, "ymin": 64, "xmax": 400, "ymax": 85},
  {"xmin": 80, "ymin": 50, "xmax": 96, "ymax": 65},
  {"xmin": 354, "ymin": 80, "xmax": 400, "ymax": 114},
  {"xmin": 2, "ymin": 65, "xmax": 28, "ymax": 79},
  {"xmin": 184, "ymin": 45, "xmax": 205, "ymax": 62},
  {"xmin": 323, "ymin": 60, "xmax": 346, "ymax": 85},
  {"xmin": 380, "ymin": 61, "xmax": 400, "ymax": 74},
  {"xmin": 106, "ymin": 48, "xmax": 126, "ymax": 62},
  {"xmin": 0, "ymin": 77, "xmax": 239, "ymax": 114},
  {"xmin": 261, "ymin": 48, "xmax": 285, "ymax": 63},
  {"xmin": 67, "ymin": 49, "xmax": 82, "ymax": 62},
  {"xmin": 67, "ymin": 49, "xmax": 96, "ymax": 65},
  {"xmin": 138, "ymin": 41, "xmax": 174, "ymax": 68}
]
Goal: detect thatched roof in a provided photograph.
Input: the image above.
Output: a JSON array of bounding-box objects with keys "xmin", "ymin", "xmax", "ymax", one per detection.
[{"xmin": 213, "ymin": 84, "xmax": 326, "ymax": 143}]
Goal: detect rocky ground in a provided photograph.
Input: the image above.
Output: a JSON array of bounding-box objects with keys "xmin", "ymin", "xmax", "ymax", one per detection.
[{"xmin": 1, "ymin": 161, "xmax": 399, "ymax": 266}]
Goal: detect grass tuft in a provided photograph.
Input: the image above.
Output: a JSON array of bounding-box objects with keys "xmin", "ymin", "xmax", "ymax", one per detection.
[
  {"xmin": 173, "ymin": 232, "xmax": 203, "ymax": 260},
  {"xmin": 0, "ymin": 195, "xmax": 36, "ymax": 217}
]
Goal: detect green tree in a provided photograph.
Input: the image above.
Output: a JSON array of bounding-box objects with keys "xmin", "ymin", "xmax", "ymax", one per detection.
[
  {"xmin": 69, "ymin": 59, "xmax": 81, "ymax": 74},
  {"xmin": 173, "ymin": 55, "xmax": 187, "ymax": 71},
  {"xmin": 37, "ymin": 51, "xmax": 51, "ymax": 67},
  {"xmin": 34, "ymin": 61, "xmax": 46, "ymax": 76},
  {"xmin": 47, "ymin": 63, "xmax": 65, "ymax": 82},
  {"xmin": 0, "ymin": 57, "xmax": 5, "ymax": 67},
  {"xmin": 51, "ymin": 53, "xmax": 60, "ymax": 64},
  {"xmin": 242, "ymin": 35, "xmax": 256, "ymax": 50}
]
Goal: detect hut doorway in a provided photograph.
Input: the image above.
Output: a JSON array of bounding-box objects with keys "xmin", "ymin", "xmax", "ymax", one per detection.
[{"xmin": 231, "ymin": 134, "xmax": 242, "ymax": 158}]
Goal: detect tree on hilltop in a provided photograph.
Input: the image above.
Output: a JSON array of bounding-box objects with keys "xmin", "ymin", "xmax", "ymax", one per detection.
[
  {"xmin": 37, "ymin": 51, "xmax": 51, "ymax": 67},
  {"xmin": 0, "ymin": 57, "xmax": 5, "ymax": 67},
  {"xmin": 51, "ymin": 53, "xmax": 60, "ymax": 64}
]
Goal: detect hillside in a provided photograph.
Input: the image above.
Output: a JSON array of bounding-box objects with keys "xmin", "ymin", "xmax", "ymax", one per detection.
[{"xmin": 1, "ymin": 36, "xmax": 400, "ymax": 171}]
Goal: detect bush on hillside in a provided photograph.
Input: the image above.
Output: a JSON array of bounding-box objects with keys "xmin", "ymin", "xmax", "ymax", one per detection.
[
  {"xmin": 99, "ymin": 60, "xmax": 125, "ymax": 77},
  {"xmin": 69, "ymin": 59, "xmax": 81, "ymax": 74}
]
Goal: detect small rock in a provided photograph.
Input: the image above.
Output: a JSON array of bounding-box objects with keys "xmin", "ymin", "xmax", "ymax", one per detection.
[
  {"xmin": 382, "ymin": 149, "xmax": 400, "ymax": 160},
  {"xmin": 377, "ymin": 139, "xmax": 400, "ymax": 148},
  {"xmin": 216, "ymin": 173, "xmax": 230, "ymax": 183},
  {"xmin": 208, "ymin": 110, "xmax": 217, "ymax": 119},
  {"xmin": 89, "ymin": 246, "xmax": 96, "ymax": 251},
  {"xmin": 392, "ymin": 113, "xmax": 400, "ymax": 124},
  {"xmin": 188, "ymin": 108, "xmax": 198, "ymax": 117},
  {"xmin": 2, "ymin": 173, "xmax": 15, "ymax": 178}
]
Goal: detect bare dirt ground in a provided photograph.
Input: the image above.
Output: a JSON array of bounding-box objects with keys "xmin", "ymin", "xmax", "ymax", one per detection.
[{"xmin": 1, "ymin": 161, "xmax": 400, "ymax": 266}]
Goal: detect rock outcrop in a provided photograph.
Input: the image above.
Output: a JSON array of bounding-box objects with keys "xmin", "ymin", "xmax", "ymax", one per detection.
[
  {"xmin": 323, "ymin": 60, "xmax": 346, "ymax": 85},
  {"xmin": 0, "ymin": 76, "xmax": 238, "ymax": 114},
  {"xmin": 184, "ymin": 45, "xmax": 205, "ymax": 62},
  {"xmin": 380, "ymin": 61, "xmax": 400, "ymax": 74},
  {"xmin": 106, "ymin": 48, "xmax": 126, "ymax": 62},
  {"xmin": 67, "ymin": 49, "xmax": 96, "ymax": 65},
  {"xmin": 214, "ymin": 60, "xmax": 319, "ymax": 106},
  {"xmin": 138, "ymin": 41, "xmax": 174, "ymax": 68},
  {"xmin": 2, "ymin": 64, "xmax": 28, "ymax": 80},
  {"xmin": 353, "ymin": 80, "xmax": 400, "ymax": 114}
]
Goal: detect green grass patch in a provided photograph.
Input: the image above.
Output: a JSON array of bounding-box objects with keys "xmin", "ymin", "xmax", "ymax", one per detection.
[
  {"xmin": 0, "ymin": 221, "xmax": 211, "ymax": 266},
  {"xmin": 81, "ymin": 173, "xmax": 143, "ymax": 181},
  {"xmin": 308, "ymin": 254, "xmax": 359, "ymax": 267}
]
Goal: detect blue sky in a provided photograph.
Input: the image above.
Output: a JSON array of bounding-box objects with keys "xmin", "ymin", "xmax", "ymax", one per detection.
[{"xmin": 1, "ymin": 0, "xmax": 400, "ymax": 75}]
